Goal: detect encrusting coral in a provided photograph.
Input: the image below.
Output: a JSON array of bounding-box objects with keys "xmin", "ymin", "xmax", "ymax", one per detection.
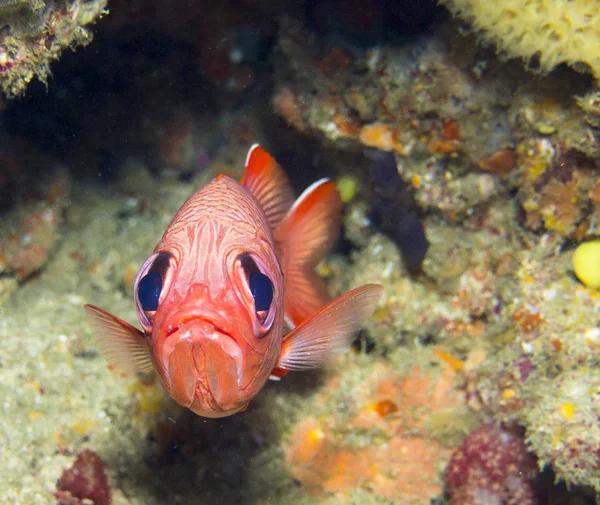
[{"xmin": 438, "ymin": 0, "xmax": 600, "ymax": 80}]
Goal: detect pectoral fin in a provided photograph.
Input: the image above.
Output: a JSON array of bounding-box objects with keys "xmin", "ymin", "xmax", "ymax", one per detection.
[
  {"xmin": 84, "ymin": 304, "xmax": 153, "ymax": 374},
  {"xmin": 275, "ymin": 284, "xmax": 384, "ymax": 371},
  {"xmin": 241, "ymin": 144, "xmax": 295, "ymax": 231}
]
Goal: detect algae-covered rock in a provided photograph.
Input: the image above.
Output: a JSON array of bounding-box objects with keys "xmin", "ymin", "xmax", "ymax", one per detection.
[
  {"xmin": 0, "ymin": 0, "xmax": 108, "ymax": 97},
  {"xmin": 525, "ymin": 369, "xmax": 600, "ymax": 490}
]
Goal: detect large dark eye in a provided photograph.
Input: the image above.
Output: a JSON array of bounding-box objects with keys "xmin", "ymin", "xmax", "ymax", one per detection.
[
  {"xmin": 134, "ymin": 251, "xmax": 173, "ymax": 331},
  {"xmin": 239, "ymin": 254, "xmax": 274, "ymax": 324},
  {"xmin": 249, "ymin": 271, "xmax": 273, "ymax": 312},
  {"xmin": 138, "ymin": 271, "xmax": 162, "ymax": 311}
]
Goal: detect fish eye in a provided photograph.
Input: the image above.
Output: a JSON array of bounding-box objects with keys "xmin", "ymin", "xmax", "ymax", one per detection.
[
  {"xmin": 134, "ymin": 251, "xmax": 174, "ymax": 331},
  {"xmin": 238, "ymin": 253, "xmax": 275, "ymax": 330},
  {"xmin": 138, "ymin": 271, "xmax": 162, "ymax": 311},
  {"xmin": 249, "ymin": 271, "xmax": 274, "ymax": 313}
]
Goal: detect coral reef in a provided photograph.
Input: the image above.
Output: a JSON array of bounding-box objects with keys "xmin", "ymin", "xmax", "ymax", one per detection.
[
  {"xmin": 459, "ymin": 242, "xmax": 600, "ymax": 490},
  {"xmin": 272, "ymin": 21, "xmax": 600, "ymax": 255},
  {"xmin": 271, "ymin": 16, "xmax": 600, "ymax": 495},
  {"xmin": 444, "ymin": 423, "xmax": 538, "ymax": 505},
  {"xmin": 524, "ymin": 370, "xmax": 600, "ymax": 490},
  {"xmin": 1, "ymin": 1, "xmax": 600, "ymax": 504},
  {"xmin": 514, "ymin": 137, "xmax": 600, "ymax": 240},
  {"xmin": 0, "ymin": 0, "xmax": 108, "ymax": 97},
  {"xmin": 439, "ymin": 0, "xmax": 600, "ymax": 80}
]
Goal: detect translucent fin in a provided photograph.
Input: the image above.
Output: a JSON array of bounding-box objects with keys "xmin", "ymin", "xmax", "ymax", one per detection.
[
  {"xmin": 274, "ymin": 178, "xmax": 343, "ymax": 326},
  {"xmin": 84, "ymin": 304, "xmax": 153, "ymax": 374},
  {"xmin": 241, "ymin": 144, "xmax": 295, "ymax": 231},
  {"xmin": 277, "ymin": 284, "xmax": 384, "ymax": 371}
]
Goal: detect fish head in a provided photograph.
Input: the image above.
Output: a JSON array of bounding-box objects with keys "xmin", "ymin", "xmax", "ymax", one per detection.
[{"xmin": 132, "ymin": 177, "xmax": 284, "ymax": 417}]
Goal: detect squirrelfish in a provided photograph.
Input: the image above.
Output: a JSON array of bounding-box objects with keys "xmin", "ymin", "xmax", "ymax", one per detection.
[{"xmin": 85, "ymin": 145, "xmax": 383, "ymax": 418}]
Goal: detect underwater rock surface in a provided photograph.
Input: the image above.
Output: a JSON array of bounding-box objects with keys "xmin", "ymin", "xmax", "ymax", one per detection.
[{"xmin": 0, "ymin": 1, "xmax": 600, "ymax": 504}]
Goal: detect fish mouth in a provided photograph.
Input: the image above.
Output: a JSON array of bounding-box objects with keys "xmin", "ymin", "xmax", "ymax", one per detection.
[
  {"xmin": 165, "ymin": 317, "xmax": 232, "ymax": 340},
  {"xmin": 160, "ymin": 316, "xmax": 245, "ymax": 391}
]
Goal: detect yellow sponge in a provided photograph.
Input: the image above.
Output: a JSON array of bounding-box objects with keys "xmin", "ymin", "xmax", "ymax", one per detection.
[
  {"xmin": 573, "ymin": 240, "xmax": 600, "ymax": 289},
  {"xmin": 440, "ymin": 0, "xmax": 600, "ymax": 79},
  {"xmin": 336, "ymin": 175, "xmax": 359, "ymax": 203}
]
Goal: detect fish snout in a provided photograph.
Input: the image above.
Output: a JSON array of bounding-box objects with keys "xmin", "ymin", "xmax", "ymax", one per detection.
[{"xmin": 158, "ymin": 318, "xmax": 246, "ymax": 416}]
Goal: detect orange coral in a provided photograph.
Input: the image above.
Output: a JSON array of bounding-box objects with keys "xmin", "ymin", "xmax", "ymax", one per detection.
[
  {"xmin": 332, "ymin": 113, "xmax": 360, "ymax": 137},
  {"xmin": 428, "ymin": 139, "xmax": 461, "ymax": 154},
  {"xmin": 441, "ymin": 320, "xmax": 485, "ymax": 339},
  {"xmin": 373, "ymin": 399, "xmax": 399, "ymax": 417},
  {"xmin": 286, "ymin": 420, "xmax": 451, "ymax": 504},
  {"xmin": 539, "ymin": 180, "xmax": 580, "ymax": 236},
  {"xmin": 433, "ymin": 348, "xmax": 465, "ymax": 371},
  {"xmin": 359, "ymin": 122, "xmax": 407, "ymax": 155},
  {"xmin": 512, "ymin": 307, "xmax": 544, "ymax": 332},
  {"xmin": 442, "ymin": 119, "xmax": 461, "ymax": 141},
  {"xmin": 284, "ymin": 362, "xmax": 464, "ymax": 504}
]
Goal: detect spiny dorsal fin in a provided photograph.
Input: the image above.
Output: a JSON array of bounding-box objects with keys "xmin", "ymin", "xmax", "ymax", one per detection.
[
  {"xmin": 241, "ymin": 144, "xmax": 295, "ymax": 231},
  {"xmin": 274, "ymin": 178, "xmax": 343, "ymax": 326}
]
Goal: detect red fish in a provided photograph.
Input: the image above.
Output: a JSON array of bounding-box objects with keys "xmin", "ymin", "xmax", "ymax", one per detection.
[{"xmin": 85, "ymin": 145, "xmax": 383, "ymax": 418}]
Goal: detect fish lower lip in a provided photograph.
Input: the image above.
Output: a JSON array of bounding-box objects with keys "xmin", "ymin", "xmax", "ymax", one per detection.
[{"xmin": 163, "ymin": 319, "xmax": 244, "ymax": 385}]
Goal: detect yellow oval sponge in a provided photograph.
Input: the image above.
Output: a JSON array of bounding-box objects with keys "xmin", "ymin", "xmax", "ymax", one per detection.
[
  {"xmin": 573, "ymin": 240, "xmax": 600, "ymax": 289},
  {"xmin": 336, "ymin": 175, "xmax": 358, "ymax": 204},
  {"xmin": 440, "ymin": 0, "xmax": 600, "ymax": 79}
]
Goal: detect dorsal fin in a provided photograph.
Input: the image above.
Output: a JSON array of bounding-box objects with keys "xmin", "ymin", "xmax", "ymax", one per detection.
[
  {"xmin": 240, "ymin": 144, "xmax": 295, "ymax": 231},
  {"xmin": 274, "ymin": 178, "xmax": 343, "ymax": 327}
]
